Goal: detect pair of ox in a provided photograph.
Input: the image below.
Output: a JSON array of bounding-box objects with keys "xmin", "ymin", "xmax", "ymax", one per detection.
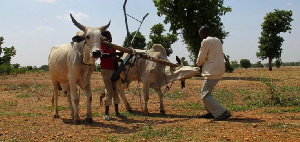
[{"xmin": 48, "ymin": 14, "xmax": 198, "ymax": 124}]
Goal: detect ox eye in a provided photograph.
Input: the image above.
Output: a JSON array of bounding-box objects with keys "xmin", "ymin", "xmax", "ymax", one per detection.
[{"xmin": 86, "ymin": 35, "xmax": 90, "ymax": 39}]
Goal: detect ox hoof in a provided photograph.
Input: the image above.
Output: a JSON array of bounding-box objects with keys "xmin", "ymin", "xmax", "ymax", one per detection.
[
  {"xmin": 53, "ymin": 115, "xmax": 60, "ymax": 118},
  {"xmin": 160, "ymin": 110, "xmax": 166, "ymax": 115},
  {"xmin": 85, "ymin": 117, "xmax": 93, "ymax": 124},
  {"xmin": 73, "ymin": 120, "xmax": 81, "ymax": 125}
]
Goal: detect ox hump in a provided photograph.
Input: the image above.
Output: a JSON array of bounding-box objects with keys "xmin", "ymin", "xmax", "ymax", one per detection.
[{"xmin": 149, "ymin": 44, "xmax": 167, "ymax": 58}]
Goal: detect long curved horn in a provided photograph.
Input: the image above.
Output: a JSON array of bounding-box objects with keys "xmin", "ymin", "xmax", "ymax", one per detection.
[
  {"xmin": 70, "ymin": 13, "xmax": 86, "ymax": 31},
  {"xmin": 100, "ymin": 20, "xmax": 111, "ymax": 32}
]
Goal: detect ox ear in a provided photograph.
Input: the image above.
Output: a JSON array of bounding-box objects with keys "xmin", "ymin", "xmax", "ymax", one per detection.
[{"xmin": 72, "ymin": 35, "xmax": 84, "ymax": 43}]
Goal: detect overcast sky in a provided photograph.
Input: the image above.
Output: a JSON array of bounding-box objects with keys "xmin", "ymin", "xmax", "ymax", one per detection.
[{"xmin": 0, "ymin": 0, "xmax": 299, "ymax": 67}]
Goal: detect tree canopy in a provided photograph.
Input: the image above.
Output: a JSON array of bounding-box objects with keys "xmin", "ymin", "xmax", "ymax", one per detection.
[
  {"xmin": 0, "ymin": 36, "xmax": 16, "ymax": 66},
  {"xmin": 257, "ymin": 9, "xmax": 293, "ymax": 71},
  {"xmin": 123, "ymin": 31, "xmax": 146, "ymax": 50},
  {"xmin": 153, "ymin": 0, "xmax": 231, "ymax": 64},
  {"xmin": 147, "ymin": 23, "xmax": 178, "ymax": 56},
  {"xmin": 240, "ymin": 59, "xmax": 251, "ymax": 69}
]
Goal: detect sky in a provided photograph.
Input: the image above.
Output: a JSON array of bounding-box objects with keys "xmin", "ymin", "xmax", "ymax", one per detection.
[{"xmin": 0, "ymin": 0, "xmax": 299, "ymax": 67}]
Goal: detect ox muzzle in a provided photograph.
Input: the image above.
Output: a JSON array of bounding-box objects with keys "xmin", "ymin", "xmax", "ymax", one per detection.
[{"xmin": 92, "ymin": 50, "xmax": 102, "ymax": 58}]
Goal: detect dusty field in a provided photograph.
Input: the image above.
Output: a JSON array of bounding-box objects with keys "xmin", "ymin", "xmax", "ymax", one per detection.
[{"xmin": 0, "ymin": 67, "xmax": 299, "ymax": 141}]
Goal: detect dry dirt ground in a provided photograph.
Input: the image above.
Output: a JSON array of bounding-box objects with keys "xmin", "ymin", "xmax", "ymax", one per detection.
[{"xmin": 0, "ymin": 67, "xmax": 299, "ymax": 141}]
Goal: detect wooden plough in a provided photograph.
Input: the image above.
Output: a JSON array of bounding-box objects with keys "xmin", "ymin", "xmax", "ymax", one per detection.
[{"xmin": 107, "ymin": 0, "xmax": 179, "ymax": 83}]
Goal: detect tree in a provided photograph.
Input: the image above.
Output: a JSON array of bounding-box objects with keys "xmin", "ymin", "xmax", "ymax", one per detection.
[
  {"xmin": 274, "ymin": 58, "xmax": 282, "ymax": 68},
  {"xmin": 27, "ymin": 66, "xmax": 33, "ymax": 71},
  {"xmin": 257, "ymin": 9, "xmax": 293, "ymax": 71},
  {"xmin": 39, "ymin": 65, "xmax": 49, "ymax": 71},
  {"xmin": 240, "ymin": 59, "xmax": 251, "ymax": 69},
  {"xmin": 147, "ymin": 23, "xmax": 178, "ymax": 56},
  {"xmin": 224, "ymin": 55, "xmax": 234, "ymax": 73},
  {"xmin": 0, "ymin": 36, "xmax": 16, "ymax": 66},
  {"xmin": 123, "ymin": 31, "xmax": 146, "ymax": 50},
  {"xmin": 230, "ymin": 60, "xmax": 239, "ymax": 69},
  {"xmin": 0, "ymin": 36, "xmax": 16, "ymax": 75},
  {"xmin": 153, "ymin": 0, "xmax": 231, "ymax": 64},
  {"xmin": 180, "ymin": 57, "xmax": 189, "ymax": 66},
  {"xmin": 255, "ymin": 61, "xmax": 264, "ymax": 68},
  {"xmin": 12, "ymin": 63, "xmax": 20, "ymax": 69}
]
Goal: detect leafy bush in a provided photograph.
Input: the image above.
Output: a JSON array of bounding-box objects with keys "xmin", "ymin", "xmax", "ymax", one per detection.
[
  {"xmin": 262, "ymin": 78, "xmax": 300, "ymax": 107},
  {"xmin": 240, "ymin": 59, "xmax": 251, "ymax": 69},
  {"xmin": 274, "ymin": 58, "xmax": 282, "ymax": 68},
  {"xmin": 0, "ymin": 63, "xmax": 13, "ymax": 75}
]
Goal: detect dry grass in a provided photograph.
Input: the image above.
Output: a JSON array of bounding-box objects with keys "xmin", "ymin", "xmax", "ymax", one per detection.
[{"xmin": 0, "ymin": 67, "xmax": 299, "ymax": 141}]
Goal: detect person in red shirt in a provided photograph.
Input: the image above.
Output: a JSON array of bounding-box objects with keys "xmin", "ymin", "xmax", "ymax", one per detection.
[{"xmin": 100, "ymin": 30, "xmax": 125, "ymax": 120}]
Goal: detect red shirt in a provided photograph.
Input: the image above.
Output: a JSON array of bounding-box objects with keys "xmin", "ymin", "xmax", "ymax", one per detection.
[{"xmin": 100, "ymin": 45, "xmax": 115, "ymax": 70}]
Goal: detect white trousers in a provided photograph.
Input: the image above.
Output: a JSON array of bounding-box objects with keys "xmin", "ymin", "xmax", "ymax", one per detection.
[{"xmin": 201, "ymin": 79, "xmax": 226, "ymax": 118}]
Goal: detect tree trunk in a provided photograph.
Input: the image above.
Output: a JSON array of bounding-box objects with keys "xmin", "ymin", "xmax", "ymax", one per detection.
[{"xmin": 268, "ymin": 58, "xmax": 272, "ymax": 71}]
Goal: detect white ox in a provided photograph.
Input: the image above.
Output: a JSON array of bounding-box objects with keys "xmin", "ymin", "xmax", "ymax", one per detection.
[
  {"xmin": 48, "ymin": 13, "xmax": 110, "ymax": 124},
  {"xmin": 117, "ymin": 44, "xmax": 199, "ymax": 114}
]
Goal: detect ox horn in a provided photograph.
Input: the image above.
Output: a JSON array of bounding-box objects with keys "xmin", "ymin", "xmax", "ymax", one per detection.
[
  {"xmin": 70, "ymin": 13, "xmax": 86, "ymax": 31},
  {"xmin": 100, "ymin": 20, "xmax": 111, "ymax": 32}
]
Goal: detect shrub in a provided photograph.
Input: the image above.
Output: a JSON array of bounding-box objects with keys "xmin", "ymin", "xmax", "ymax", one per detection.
[
  {"xmin": 0, "ymin": 63, "xmax": 13, "ymax": 75},
  {"xmin": 240, "ymin": 59, "xmax": 251, "ymax": 69}
]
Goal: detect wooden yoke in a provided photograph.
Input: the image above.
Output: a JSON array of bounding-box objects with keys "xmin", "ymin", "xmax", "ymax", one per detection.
[{"xmin": 101, "ymin": 41, "xmax": 178, "ymax": 67}]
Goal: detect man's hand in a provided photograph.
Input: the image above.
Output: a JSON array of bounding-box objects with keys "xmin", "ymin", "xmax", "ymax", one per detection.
[{"xmin": 116, "ymin": 52, "xmax": 124, "ymax": 57}]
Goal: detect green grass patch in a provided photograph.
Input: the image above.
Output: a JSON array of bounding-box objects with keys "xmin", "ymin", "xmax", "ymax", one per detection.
[
  {"xmin": 172, "ymin": 103, "xmax": 181, "ymax": 108},
  {"xmin": 265, "ymin": 107, "xmax": 300, "ymax": 113},
  {"xmin": 213, "ymin": 89, "xmax": 239, "ymax": 108},
  {"xmin": 0, "ymin": 111, "xmax": 45, "ymax": 117},
  {"xmin": 16, "ymin": 83, "xmax": 32, "ymax": 90},
  {"xmin": 105, "ymin": 134, "xmax": 118, "ymax": 142},
  {"xmin": 136, "ymin": 125, "xmax": 185, "ymax": 140},
  {"xmin": 267, "ymin": 122, "xmax": 300, "ymax": 129},
  {"xmin": 235, "ymin": 81, "xmax": 300, "ymax": 109},
  {"xmin": 172, "ymin": 102, "xmax": 203, "ymax": 110},
  {"xmin": 149, "ymin": 88, "xmax": 156, "ymax": 95},
  {"xmin": 261, "ymin": 78, "xmax": 300, "ymax": 107},
  {"xmin": 279, "ymin": 85, "xmax": 300, "ymax": 94},
  {"xmin": 164, "ymin": 90, "xmax": 186, "ymax": 100},
  {"xmin": 213, "ymin": 89, "xmax": 256, "ymax": 111},
  {"xmin": 183, "ymin": 102, "xmax": 203, "ymax": 110},
  {"xmin": 33, "ymin": 83, "xmax": 48, "ymax": 89},
  {"xmin": 1, "ymin": 101, "xmax": 17, "ymax": 106},
  {"xmin": 92, "ymin": 86, "xmax": 105, "ymax": 92},
  {"xmin": 229, "ymin": 105, "xmax": 251, "ymax": 111},
  {"xmin": 235, "ymin": 88, "xmax": 266, "ymax": 108},
  {"xmin": 43, "ymin": 106, "xmax": 70, "ymax": 111},
  {"xmin": 16, "ymin": 93, "xmax": 35, "ymax": 98},
  {"xmin": 92, "ymin": 112, "xmax": 101, "ymax": 117}
]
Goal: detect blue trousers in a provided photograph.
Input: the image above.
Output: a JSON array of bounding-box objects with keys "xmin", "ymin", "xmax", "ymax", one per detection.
[{"xmin": 201, "ymin": 79, "xmax": 226, "ymax": 118}]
